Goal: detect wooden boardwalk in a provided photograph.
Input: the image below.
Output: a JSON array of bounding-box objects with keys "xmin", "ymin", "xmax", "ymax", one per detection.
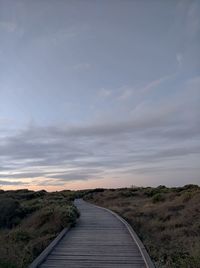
[{"xmin": 39, "ymin": 199, "xmax": 152, "ymax": 268}]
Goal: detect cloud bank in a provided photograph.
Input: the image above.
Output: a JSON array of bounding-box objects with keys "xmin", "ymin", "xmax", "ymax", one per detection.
[{"xmin": 0, "ymin": 76, "xmax": 199, "ymax": 188}]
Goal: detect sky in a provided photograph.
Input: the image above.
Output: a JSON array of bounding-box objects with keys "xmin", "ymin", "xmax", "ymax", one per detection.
[{"xmin": 0, "ymin": 0, "xmax": 200, "ymax": 191}]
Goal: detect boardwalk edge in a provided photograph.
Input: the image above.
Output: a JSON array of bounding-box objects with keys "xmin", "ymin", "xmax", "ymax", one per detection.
[
  {"xmin": 28, "ymin": 227, "xmax": 70, "ymax": 268},
  {"xmin": 87, "ymin": 200, "xmax": 155, "ymax": 268}
]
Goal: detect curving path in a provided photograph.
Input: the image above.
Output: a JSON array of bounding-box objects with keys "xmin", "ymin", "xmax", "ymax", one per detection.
[{"xmin": 39, "ymin": 199, "xmax": 153, "ymax": 268}]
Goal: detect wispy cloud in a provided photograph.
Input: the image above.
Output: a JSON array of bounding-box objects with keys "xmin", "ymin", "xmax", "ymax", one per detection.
[
  {"xmin": 140, "ymin": 75, "xmax": 173, "ymax": 94},
  {"xmin": 0, "ymin": 21, "xmax": 17, "ymax": 32},
  {"xmin": 73, "ymin": 63, "xmax": 91, "ymax": 71},
  {"xmin": 117, "ymin": 74, "xmax": 174, "ymax": 102},
  {"xmin": 176, "ymin": 53, "xmax": 183, "ymax": 67},
  {"xmin": 118, "ymin": 87, "xmax": 133, "ymax": 100},
  {"xmin": 99, "ymin": 88, "xmax": 112, "ymax": 98},
  {"xmin": 0, "ymin": 180, "xmax": 27, "ymax": 186}
]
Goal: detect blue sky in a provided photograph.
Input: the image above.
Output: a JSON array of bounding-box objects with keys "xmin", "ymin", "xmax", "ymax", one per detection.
[{"xmin": 0, "ymin": 0, "xmax": 200, "ymax": 190}]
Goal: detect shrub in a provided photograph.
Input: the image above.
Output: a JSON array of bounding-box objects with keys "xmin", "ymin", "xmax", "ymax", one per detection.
[
  {"xmin": 152, "ymin": 193, "xmax": 165, "ymax": 203},
  {"xmin": 10, "ymin": 230, "xmax": 31, "ymax": 243},
  {"xmin": 120, "ymin": 190, "xmax": 134, "ymax": 197},
  {"xmin": 182, "ymin": 184, "xmax": 199, "ymax": 190},
  {"xmin": 0, "ymin": 198, "xmax": 25, "ymax": 228}
]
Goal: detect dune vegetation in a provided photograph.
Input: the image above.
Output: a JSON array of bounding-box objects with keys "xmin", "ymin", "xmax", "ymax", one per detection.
[
  {"xmin": 85, "ymin": 185, "xmax": 200, "ymax": 268},
  {"xmin": 0, "ymin": 189, "xmax": 79, "ymax": 268},
  {"xmin": 0, "ymin": 186, "xmax": 199, "ymax": 268}
]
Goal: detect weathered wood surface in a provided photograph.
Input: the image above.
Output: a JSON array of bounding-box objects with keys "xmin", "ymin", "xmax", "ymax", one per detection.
[{"xmin": 39, "ymin": 199, "xmax": 150, "ymax": 268}]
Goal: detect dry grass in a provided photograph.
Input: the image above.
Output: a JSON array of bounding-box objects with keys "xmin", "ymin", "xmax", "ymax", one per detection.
[{"xmin": 85, "ymin": 185, "xmax": 200, "ymax": 268}]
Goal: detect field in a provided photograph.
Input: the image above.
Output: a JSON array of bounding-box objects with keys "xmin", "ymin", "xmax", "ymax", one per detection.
[
  {"xmin": 85, "ymin": 185, "xmax": 200, "ymax": 268},
  {"xmin": 0, "ymin": 189, "xmax": 79, "ymax": 268},
  {"xmin": 0, "ymin": 185, "xmax": 199, "ymax": 268}
]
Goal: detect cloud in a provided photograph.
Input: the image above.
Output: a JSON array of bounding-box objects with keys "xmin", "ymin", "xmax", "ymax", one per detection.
[
  {"xmin": 36, "ymin": 179, "xmax": 67, "ymax": 186},
  {"xmin": 48, "ymin": 172, "xmax": 100, "ymax": 181},
  {"xmin": 176, "ymin": 53, "xmax": 183, "ymax": 67},
  {"xmin": 4, "ymin": 167, "xmax": 108, "ymax": 186},
  {"xmin": 0, "ymin": 180, "xmax": 27, "ymax": 186},
  {"xmin": 123, "ymin": 166, "xmax": 200, "ymax": 175},
  {"xmin": 0, "ymin": 172, "xmax": 46, "ymax": 179},
  {"xmin": 116, "ymin": 75, "xmax": 174, "ymax": 103},
  {"xmin": 99, "ymin": 88, "xmax": 112, "ymax": 98},
  {"xmin": 153, "ymin": 146, "xmax": 200, "ymax": 159},
  {"xmin": 0, "ymin": 112, "xmax": 199, "ymax": 186},
  {"xmin": 0, "ymin": 21, "xmax": 17, "ymax": 32},
  {"xmin": 140, "ymin": 75, "xmax": 173, "ymax": 94},
  {"xmin": 73, "ymin": 63, "xmax": 91, "ymax": 71},
  {"xmin": 118, "ymin": 87, "xmax": 133, "ymax": 100},
  {"xmin": 0, "ymin": 76, "xmax": 199, "ymax": 187}
]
